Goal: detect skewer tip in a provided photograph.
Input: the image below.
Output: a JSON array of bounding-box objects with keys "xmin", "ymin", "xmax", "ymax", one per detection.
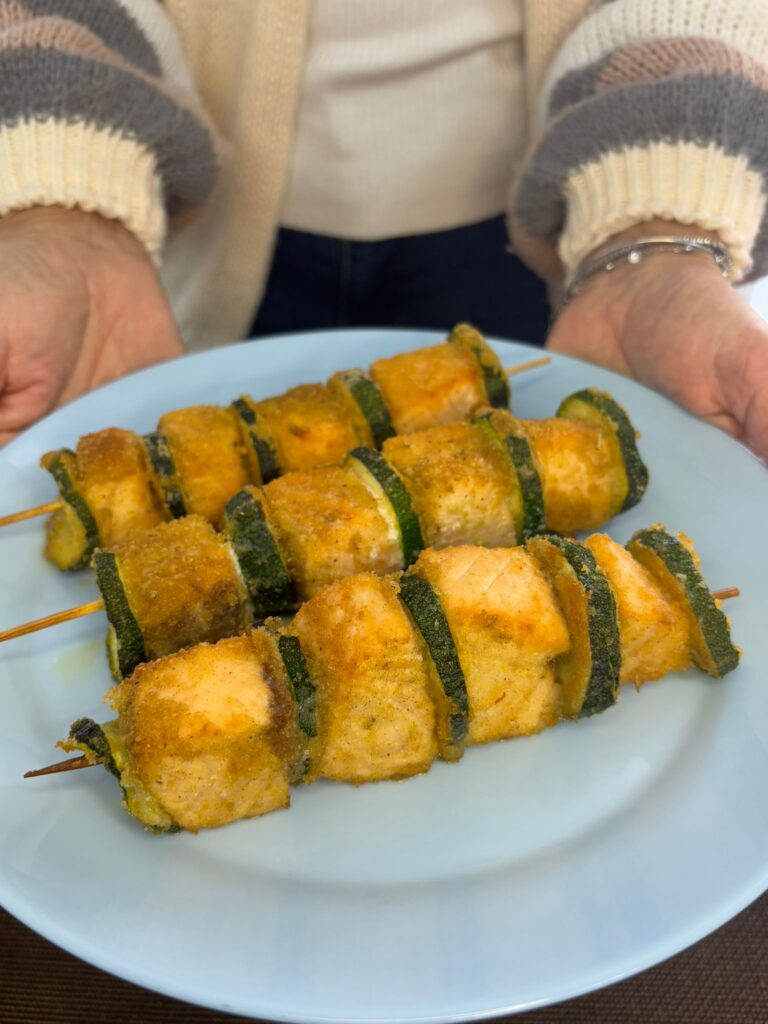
[
  {"xmin": 24, "ymin": 754, "xmax": 93, "ymax": 779},
  {"xmin": 504, "ymin": 355, "xmax": 551, "ymax": 378}
]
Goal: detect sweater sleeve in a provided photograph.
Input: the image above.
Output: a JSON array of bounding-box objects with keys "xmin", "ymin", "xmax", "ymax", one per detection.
[
  {"xmin": 510, "ymin": 0, "xmax": 768, "ymax": 282},
  {"xmin": 0, "ymin": 0, "xmax": 218, "ymax": 258}
]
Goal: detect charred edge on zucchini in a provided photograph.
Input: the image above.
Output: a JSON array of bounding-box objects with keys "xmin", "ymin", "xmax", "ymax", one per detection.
[
  {"xmin": 627, "ymin": 526, "xmax": 740, "ymax": 678},
  {"xmin": 448, "ymin": 323, "xmax": 510, "ymax": 409},
  {"xmin": 142, "ymin": 432, "xmax": 187, "ymax": 519},
  {"xmin": 556, "ymin": 388, "xmax": 648, "ymax": 512},
  {"xmin": 68, "ymin": 717, "xmax": 120, "ymax": 778},
  {"xmin": 222, "ymin": 490, "xmax": 297, "ymax": 619},
  {"xmin": 277, "ymin": 634, "xmax": 318, "ymax": 741},
  {"xmin": 527, "ymin": 534, "xmax": 621, "ymax": 718},
  {"xmin": 474, "ymin": 414, "xmax": 545, "ymax": 541},
  {"xmin": 40, "ymin": 449, "xmax": 100, "ymax": 570},
  {"xmin": 337, "ymin": 370, "xmax": 396, "ymax": 448},
  {"xmin": 94, "ymin": 550, "xmax": 146, "ymax": 680},
  {"xmin": 347, "ymin": 447, "xmax": 425, "ymax": 566},
  {"xmin": 398, "ymin": 572, "xmax": 468, "ymax": 756},
  {"xmin": 67, "ymin": 718, "xmax": 181, "ymax": 833},
  {"xmin": 231, "ymin": 398, "xmax": 282, "ymax": 483}
]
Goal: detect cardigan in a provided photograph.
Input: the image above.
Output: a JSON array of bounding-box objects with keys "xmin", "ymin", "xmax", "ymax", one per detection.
[{"xmin": 0, "ymin": 0, "xmax": 766, "ymax": 351}]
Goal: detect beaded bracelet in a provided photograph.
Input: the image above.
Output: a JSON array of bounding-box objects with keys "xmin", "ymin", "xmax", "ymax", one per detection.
[{"xmin": 558, "ymin": 236, "xmax": 732, "ymax": 314}]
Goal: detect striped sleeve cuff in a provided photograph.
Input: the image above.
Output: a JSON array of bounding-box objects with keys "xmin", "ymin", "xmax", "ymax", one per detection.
[
  {"xmin": 510, "ymin": 0, "xmax": 768, "ymax": 282},
  {"xmin": 0, "ymin": 1, "xmax": 218, "ymax": 258}
]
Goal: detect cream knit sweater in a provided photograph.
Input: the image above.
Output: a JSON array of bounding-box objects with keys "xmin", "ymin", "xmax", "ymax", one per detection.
[{"xmin": 1, "ymin": 0, "xmax": 767, "ymax": 351}]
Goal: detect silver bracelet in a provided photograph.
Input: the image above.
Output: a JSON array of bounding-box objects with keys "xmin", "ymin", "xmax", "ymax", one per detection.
[{"xmin": 558, "ymin": 235, "xmax": 732, "ymax": 314}]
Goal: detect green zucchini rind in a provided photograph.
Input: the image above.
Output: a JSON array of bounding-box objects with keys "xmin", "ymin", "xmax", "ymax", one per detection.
[
  {"xmin": 68, "ymin": 717, "xmax": 120, "ymax": 778},
  {"xmin": 527, "ymin": 534, "xmax": 621, "ymax": 718},
  {"xmin": 40, "ymin": 449, "xmax": 100, "ymax": 570},
  {"xmin": 556, "ymin": 388, "xmax": 648, "ymax": 512},
  {"xmin": 626, "ymin": 526, "xmax": 740, "ymax": 679},
  {"xmin": 398, "ymin": 571, "xmax": 468, "ymax": 760},
  {"xmin": 231, "ymin": 397, "xmax": 282, "ymax": 484},
  {"xmin": 94, "ymin": 550, "xmax": 146, "ymax": 680},
  {"xmin": 277, "ymin": 634, "xmax": 318, "ymax": 742},
  {"xmin": 334, "ymin": 370, "xmax": 396, "ymax": 448},
  {"xmin": 142, "ymin": 432, "xmax": 186, "ymax": 519},
  {"xmin": 449, "ymin": 323, "xmax": 510, "ymax": 409},
  {"xmin": 347, "ymin": 447, "xmax": 425, "ymax": 566},
  {"xmin": 222, "ymin": 489, "xmax": 297, "ymax": 619},
  {"xmin": 474, "ymin": 414, "xmax": 546, "ymax": 541}
]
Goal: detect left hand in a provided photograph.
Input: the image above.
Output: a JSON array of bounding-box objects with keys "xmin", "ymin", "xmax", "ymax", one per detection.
[{"xmin": 548, "ymin": 245, "xmax": 768, "ymax": 464}]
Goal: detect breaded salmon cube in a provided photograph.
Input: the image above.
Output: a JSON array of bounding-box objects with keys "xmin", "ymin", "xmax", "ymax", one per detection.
[
  {"xmin": 289, "ymin": 573, "xmax": 438, "ymax": 784},
  {"xmin": 264, "ymin": 464, "xmax": 402, "ymax": 599},
  {"xmin": 382, "ymin": 423, "xmax": 518, "ymax": 548},
  {"xmin": 108, "ymin": 633, "xmax": 296, "ymax": 831},
  {"xmin": 112, "ymin": 515, "xmax": 251, "ymax": 660},
  {"xmin": 412, "ymin": 545, "xmax": 570, "ymax": 744},
  {"xmin": 158, "ymin": 406, "xmax": 249, "ymax": 526},
  {"xmin": 584, "ymin": 533, "xmax": 691, "ymax": 686}
]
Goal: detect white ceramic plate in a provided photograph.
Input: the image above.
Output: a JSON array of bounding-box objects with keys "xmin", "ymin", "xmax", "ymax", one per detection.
[{"xmin": 1, "ymin": 330, "xmax": 767, "ymax": 1022}]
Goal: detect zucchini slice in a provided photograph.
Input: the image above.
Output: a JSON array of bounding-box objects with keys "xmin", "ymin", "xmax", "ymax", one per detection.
[
  {"xmin": 330, "ymin": 369, "xmax": 396, "ymax": 448},
  {"xmin": 449, "ymin": 323, "xmax": 510, "ymax": 409},
  {"xmin": 398, "ymin": 571, "xmax": 469, "ymax": 761},
  {"xmin": 94, "ymin": 550, "xmax": 146, "ymax": 680},
  {"xmin": 221, "ymin": 489, "xmax": 297, "ymax": 619},
  {"xmin": 231, "ymin": 397, "xmax": 281, "ymax": 484},
  {"xmin": 474, "ymin": 414, "xmax": 546, "ymax": 541},
  {"xmin": 527, "ymin": 534, "xmax": 621, "ymax": 718},
  {"xmin": 347, "ymin": 447, "xmax": 425, "ymax": 566},
  {"xmin": 39, "ymin": 449, "xmax": 100, "ymax": 570},
  {"xmin": 66, "ymin": 717, "xmax": 120, "ymax": 778},
  {"xmin": 276, "ymin": 632, "xmax": 317, "ymax": 782},
  {"xmin": 142, "ymin": 432, "xmax": 187, "ymax": 519},
  {"xmin": 626, "ymin": 526, "xmax": 740, "ymax": 678},
  {"xmin": 556, "ymin": 388, "xmax": 648, "ymax": 512}
]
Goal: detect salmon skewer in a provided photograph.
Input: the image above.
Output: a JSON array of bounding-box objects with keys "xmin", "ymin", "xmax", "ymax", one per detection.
[{"xmin": 42, "ymin": 525, "xmax": 739, "ymax": 833}]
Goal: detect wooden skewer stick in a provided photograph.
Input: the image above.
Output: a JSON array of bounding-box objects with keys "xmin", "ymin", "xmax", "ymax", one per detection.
[
  {"xmin": 504, "ymin": 355, "xmax": 551, "ymax": 378},
  {"xmin": 712, "ymin": 587, "xmax": 740, "ymax": 601},
  {"xmin": 0, "ymin": 599, "xmax": 105, "ymax": 643},
  {"xmin": 24, "ymin": 755, "xmax": 93, "ymax": 779},
  {"xmin": 0, "ymin": 500, "xmax": 60, "ymax": 528}
]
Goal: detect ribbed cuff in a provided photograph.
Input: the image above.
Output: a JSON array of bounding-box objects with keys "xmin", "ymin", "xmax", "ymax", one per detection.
[
  {"xmin": 560, "ymin": 142, "xmax": 766, "ymax": 281},
  {"xmin": 0, "ymin": 118, "xmax": 167, "ymax": 258}
]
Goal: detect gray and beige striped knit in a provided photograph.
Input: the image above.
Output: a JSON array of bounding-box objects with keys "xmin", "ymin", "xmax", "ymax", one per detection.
[{"xmin": 1, "ymin": 0, "xmax": 767, "ymax": 350}]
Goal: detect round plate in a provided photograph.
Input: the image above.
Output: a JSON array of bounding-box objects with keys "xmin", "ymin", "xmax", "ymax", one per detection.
[{"xmin": 1, "ymin": 330, "xmax": 767, "ymax": 1022}]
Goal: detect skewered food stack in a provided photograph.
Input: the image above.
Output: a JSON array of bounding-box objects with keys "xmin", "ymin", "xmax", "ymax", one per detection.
[
  {"xmin": 40, "ymin": 325, "xmax": 514, "ymax": 570},
  {"xmin": 92, "ymin": 389, "xmax": 648, "ymax": 679},
  {"xmin": 58, "ymin": 525, "xmax": 740, "ymax": 833}
]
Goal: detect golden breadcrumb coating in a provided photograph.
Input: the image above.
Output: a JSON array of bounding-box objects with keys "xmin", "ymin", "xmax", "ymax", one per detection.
[
  {"xmin": 158, "ymin": 406, "xmax": 249, "ymax": 526},
  {"xmin": 289, "ymin": 573, "xmax": 438, "ymax": 784},
  {"xmin": 413, "ymin": 546, "xmax": 569, "ymax": 744},
  {"xmin": 383, "ymin": 423, "xmax": 518, "ymax": 548}
]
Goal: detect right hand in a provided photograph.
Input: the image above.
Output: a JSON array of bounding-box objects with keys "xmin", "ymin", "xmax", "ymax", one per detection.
[{"xmin": 0, "ymin": 206, "xmax": 184, "ymax": 447}]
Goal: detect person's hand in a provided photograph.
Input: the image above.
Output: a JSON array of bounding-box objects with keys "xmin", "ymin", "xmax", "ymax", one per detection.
[
  {"xmin": 548, "ymin": 237, "xmax": 768, "ymax": 464},
  {"xmin": 0, "ymin": 206, "xmax": 184, "ymax": 446}
]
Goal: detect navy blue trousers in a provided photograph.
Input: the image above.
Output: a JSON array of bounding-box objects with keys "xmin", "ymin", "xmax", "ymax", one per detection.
[{"xmin": 250, "ymin": 215, "xmax": 550, "ymax": 346}]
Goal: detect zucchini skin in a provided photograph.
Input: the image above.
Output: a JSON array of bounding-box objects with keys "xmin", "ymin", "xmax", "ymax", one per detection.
[
  {"xmin": 335, "ymin": 371, "xmax": 396, "ymax": 448},
  {"xmin": 222, "ymin": 489, "xmax": 297, "ymax": 619},
  {"xmin": 398, "ymin": 571, "xmax": 469, "ymax": 759},
  {"xmin": 40, "ymin": 449, "xmax": 100, "ymax": 570},
  {"xmin": 449, "ymin": 323, "xmax": 510, "ymax": 409},
  {"xmin": 474, "ymin": 414, "xmax": 546, "ymax": 541},
  {"xmin": 68, "ymin": 717, "xmax": 120, "ymax": 778},
  {"xmin": 94, "ymin": 550, "xmax": 146, "ymax": 680},
  {"xmin": 231, "ymin": 397, "xmax": 281, "ymax": 483},
  {"xmin": 347, "ymin": 447, "xmax": 425, "ymax": 566},
  {"xmin": 277, "ymin": 633, "xmax": 317, "ymax": 781},
  {"xmin": 627, "ymin": 526, "xmax": 740, "ymax": 678},
  {"xmin": 556, "ymin": 388, "xmax": 648, "ymax": 512},
  {"xmin": 142, "ymin": 432, "xmax": 187, "ymax": 519},
  {"xmin": 527, "ymin": 534, "xmax": 621, "ymax": 718}
]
